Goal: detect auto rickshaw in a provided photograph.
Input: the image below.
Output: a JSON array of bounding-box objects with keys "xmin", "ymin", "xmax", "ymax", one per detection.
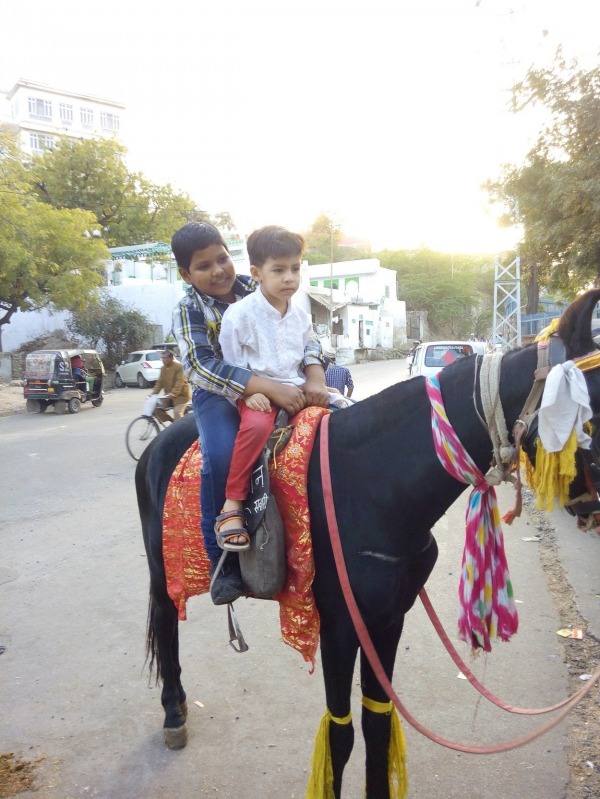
[{"xmin": 23, "ymin": 349, "xmax": 105, "ymax": 414}]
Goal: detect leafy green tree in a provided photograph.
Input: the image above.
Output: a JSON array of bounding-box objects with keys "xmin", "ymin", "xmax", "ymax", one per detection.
[
  {"xmin": 67, "ymin": 293, "xmax": 153, "ymax": 369},
  {"xmin": 304, "ymin": 215, "xmax": 343, "ymax": 265},
  {"xmin": 377, "ymin": 247, "xmax": 494, "ymax": 338},
  {"xmin": 487, "ymin": 53, "xmax": 600, "ymax": 297},
  {"xmin": 303, "ymin": 215, "xmax": 371, "ymax": 265},
  {"xmin": 0, "ymin": 128, "xmax": 108, "ymax": 350},
  {"xmin": 30, "ymin": 137, "xmax": 201, "ymax": 247}
]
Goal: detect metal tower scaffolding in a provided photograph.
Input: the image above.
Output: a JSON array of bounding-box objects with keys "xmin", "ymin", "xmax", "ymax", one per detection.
[{"xmin": 493, "ymin": 255, "xmax": 521, "ymax": 350}]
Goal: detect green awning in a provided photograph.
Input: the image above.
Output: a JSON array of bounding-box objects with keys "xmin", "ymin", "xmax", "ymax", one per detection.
[{"xmin": 108, "ymin": 242, "xmax": 172, "ymax": 260}]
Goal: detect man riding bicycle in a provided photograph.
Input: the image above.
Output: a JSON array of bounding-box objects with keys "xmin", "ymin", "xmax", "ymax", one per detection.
[{"xmin": 148, "ymin": 350, "xmax": 191, "ymax": 423}]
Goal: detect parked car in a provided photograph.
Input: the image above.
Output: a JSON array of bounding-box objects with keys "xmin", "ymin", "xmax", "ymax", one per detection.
[
  {"xmin": 114, "ymin": 350, "xmax": 167, "ymax": 388},
  {"xmin": 150, "ymin": 342, "xmax": 180, "ymax": 357},
  {"xmin": 411, "ymin": 340, "xmax": 479, "ymax": 378}
]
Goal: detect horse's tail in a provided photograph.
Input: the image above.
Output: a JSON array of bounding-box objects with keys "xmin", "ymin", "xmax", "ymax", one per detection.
[{"xmin": 145, "ymin": 587, "xmax": 161, "ymax": 684}]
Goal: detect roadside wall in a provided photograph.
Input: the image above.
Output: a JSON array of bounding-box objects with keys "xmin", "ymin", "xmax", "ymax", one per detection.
[{"xmin": 2, "ymin": 283, "xmax": 186, "ymax": 353}]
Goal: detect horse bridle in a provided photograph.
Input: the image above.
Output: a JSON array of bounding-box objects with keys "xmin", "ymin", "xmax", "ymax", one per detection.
[{"xmin": 511, "ymin": 337, "xmax": 600, "ymax": 527}]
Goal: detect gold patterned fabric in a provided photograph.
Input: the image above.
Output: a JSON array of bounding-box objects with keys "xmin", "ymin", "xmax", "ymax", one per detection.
[
  {"xmin": 162, "ymin": 442, "xmax": 211, "ymax": 620},
  {"xmin": 162, "ymin": 406, "xmax": 329, "ymax": 666},
  {"xmin": 271, "ymin": 406, "xmax": 330, "ymax": 668}
]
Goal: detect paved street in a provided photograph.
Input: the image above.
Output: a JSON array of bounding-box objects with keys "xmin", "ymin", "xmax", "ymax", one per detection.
[{"xmin": 0, "ymin": 360, "xmax": 596, "ymax": 798}]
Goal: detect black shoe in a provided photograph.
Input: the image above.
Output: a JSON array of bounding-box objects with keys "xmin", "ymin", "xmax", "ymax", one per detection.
[{"xmin": 210, "ymin": 556, "xmax": 245, "ymax": 605}]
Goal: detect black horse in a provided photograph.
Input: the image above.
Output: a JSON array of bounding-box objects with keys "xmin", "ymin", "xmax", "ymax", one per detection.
[{"xmin": 137, "ymin": 289, "xmax": 600, "ymax": 798}]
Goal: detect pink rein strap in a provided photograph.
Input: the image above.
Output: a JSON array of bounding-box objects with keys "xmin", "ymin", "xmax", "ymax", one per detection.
[{"xmin": 319, "ymin": 412, "xmax": 600, "ymax": 753}]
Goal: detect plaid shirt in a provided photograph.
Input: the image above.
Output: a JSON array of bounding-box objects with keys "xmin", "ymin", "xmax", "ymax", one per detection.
[
  {"xmin": 325, "ymin": 364, "xmax": 354, "ymax": 395},
  {"xmin": 173, "ymin": 277, "xmax": 324, "ymax": 400}
]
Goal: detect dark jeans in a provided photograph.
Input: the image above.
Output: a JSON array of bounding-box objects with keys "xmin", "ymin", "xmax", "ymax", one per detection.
[{"xmin": 192, "ymin": 389, "xmax": 240, "ymax": 566}]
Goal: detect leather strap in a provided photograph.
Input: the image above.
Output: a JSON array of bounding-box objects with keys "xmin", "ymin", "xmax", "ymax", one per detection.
[{"xmin": 513, "ymin": 336, "xmax": 567, "ymax": 441}]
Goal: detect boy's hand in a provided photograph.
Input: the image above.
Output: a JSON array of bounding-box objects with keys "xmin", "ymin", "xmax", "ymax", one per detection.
[
  {"xmin": 244, "ymin": 393, "xmax": 271, "ymax": 412},
  {"xmin": 245, "ymin": 376, "xmax": 305, "ymax": 415},
  {"xmin": 302, "ymin": 376, "xmax": 330, "ymax": 408},
  {"xmin": 267, "ymin": 383, "xmax": 306, "ymax": 415}
]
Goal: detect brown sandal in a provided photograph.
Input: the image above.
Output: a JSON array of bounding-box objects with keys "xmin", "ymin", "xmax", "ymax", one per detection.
[{"xmin": 214, "ymin": 510, "xmax": 250, "ymax": 551}]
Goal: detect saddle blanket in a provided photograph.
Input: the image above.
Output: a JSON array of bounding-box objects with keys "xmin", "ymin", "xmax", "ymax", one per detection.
[{"xmin": 162, "ymin": 406, "xmax": 330, "ymax": 668}]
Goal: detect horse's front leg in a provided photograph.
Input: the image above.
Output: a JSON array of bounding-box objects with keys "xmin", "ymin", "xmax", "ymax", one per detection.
[
  {"xmin": 360, "ymin": 617, "xmax": 405, "ymax": 799},
  {"xmin": 310, "ymin": 619, "xmax": 359, "ymax": 798},
  {"xmin": 148, "ymin": 576, "xmax": 188, "ymax": 749}
]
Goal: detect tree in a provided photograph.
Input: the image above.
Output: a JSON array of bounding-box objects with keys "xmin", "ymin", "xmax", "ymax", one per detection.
[
  {"xmin": 486, "ymin": 53, "xmax": 600, "ymax": 297},
  {"xmin": 0, "ymin": 128, "xmax": 108, "ymax": 350},
  {"xmin": 303, "ymin": 215, "xmax": 371, "ymax": 265},
  {"xmin": 377, "ymin": 247, "xmax": 493, "ymax": 338},
  {"xmin": 30, "ymin": 137, "xmax": 201, "ymax": 247},
  {"xmin": 67, "ymin": 293, "xmax": 154, "ymax": 369}
]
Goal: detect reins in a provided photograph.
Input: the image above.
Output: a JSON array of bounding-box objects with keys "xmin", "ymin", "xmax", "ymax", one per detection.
[{"xmin": 319, "ymin": 412, "xmax": 600, "ymax": 753}]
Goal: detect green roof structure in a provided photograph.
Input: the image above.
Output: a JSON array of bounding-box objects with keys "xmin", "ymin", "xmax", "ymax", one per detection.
[{"xmin": 108, "ymin": 242, "xmax": 172, "ymax": 260}]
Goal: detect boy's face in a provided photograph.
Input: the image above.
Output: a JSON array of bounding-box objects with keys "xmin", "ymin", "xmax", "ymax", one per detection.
[
  {"xmin": 250, "ymin": 254, "xmax": 302, "ymax": 309},
  {"xmin": 179, "ymin": 244, "xmax": 236, "ymax": 301}
]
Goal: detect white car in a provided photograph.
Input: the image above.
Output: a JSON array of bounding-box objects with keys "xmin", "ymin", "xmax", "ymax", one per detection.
[
  {"xmin": 114, "ymin": 350, "xmax": 165, "ymax": 388},
  {"xmin": 411, "ymin": 340, "xmax": 485, "ymax": 378}
]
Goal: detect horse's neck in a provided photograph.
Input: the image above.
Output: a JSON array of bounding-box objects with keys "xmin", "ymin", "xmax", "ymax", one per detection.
[{"xmin": 440, "ymin": 348, "xmax": 537, "ymax": 473}]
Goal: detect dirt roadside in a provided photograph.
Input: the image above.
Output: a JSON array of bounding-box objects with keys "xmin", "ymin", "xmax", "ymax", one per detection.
[
  {"xmin": 522, "ymin": 492, "xmax": 600, "ymax": 799},
  {"xmin": 0, "ymin": 384, "xmax": 26, "ymax": 418}
]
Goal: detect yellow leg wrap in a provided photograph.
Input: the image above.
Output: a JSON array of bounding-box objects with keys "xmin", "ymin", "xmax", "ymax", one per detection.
[
  {"xmin": 305, "ymin": 709, "xmax": 352, "ymax": 799},
  {"xmin": 362, "ymin": 697, "xmax": 408, "ymax": 799}
]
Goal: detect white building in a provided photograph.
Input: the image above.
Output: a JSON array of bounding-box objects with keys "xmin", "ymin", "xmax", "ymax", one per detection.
[
  {"xmin": 297, "ymin": 259, "xmax": 406, "ymax": 354},
  {"xmin": 0, "ymin": 78, "xmax": 124, "ymax": 155},
  {"xmin": 106, "ymin": 235, "xmax": 251, "ymax": 287}
]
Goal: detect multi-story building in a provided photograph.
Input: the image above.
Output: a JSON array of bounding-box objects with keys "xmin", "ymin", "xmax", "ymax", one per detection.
[{"xmin": 0, "ymin": 78, "xmax": 125, "ymax": 155}]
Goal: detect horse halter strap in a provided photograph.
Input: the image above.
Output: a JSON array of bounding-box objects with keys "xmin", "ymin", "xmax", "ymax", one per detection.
[{"xmin": 513, "ymin": 337, "xmax": 566, "ymax": 441}]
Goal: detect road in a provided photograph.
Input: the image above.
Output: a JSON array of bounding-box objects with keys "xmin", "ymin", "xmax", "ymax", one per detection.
[{"xmin": 0, "ymin": 360, "xmax": 594, "ymax": 798}]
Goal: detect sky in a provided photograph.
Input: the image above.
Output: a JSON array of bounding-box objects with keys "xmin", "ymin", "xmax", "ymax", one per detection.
[{"xmin": 1, "ymin": 0, "xmax": 598, "ymax": 253}]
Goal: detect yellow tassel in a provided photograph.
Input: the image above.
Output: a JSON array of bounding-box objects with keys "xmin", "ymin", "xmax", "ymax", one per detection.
[
  {"xmin": 523, "ymin": 432, "xmax": 578, "ymax": 512},
  {"xmin": 535, "ymin": 318, "xmax": 560, "ymax": 341},
  {"xmin": 305, "ymin": 710, "xmax": 351, "ymax": 799},
  {"xmin": 362, "ymin": 698, "xmax": 408, "ymax": 799}
]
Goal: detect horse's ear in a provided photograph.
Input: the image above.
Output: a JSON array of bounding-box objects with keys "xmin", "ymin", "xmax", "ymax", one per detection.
[{"xmin": 557, "ymin": 289, "xmax": 600, "ymax": 358}]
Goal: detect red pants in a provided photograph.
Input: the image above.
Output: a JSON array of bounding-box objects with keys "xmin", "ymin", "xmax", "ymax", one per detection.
[{"xmin": 225, "ymin": 401, "xmax": 278, "ymax": 500}]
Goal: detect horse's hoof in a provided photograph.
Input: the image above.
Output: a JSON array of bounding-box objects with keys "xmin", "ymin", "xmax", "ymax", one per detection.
[{"xmin": 164, "ymin": 724, "xmax": 187, "ymax": 749}]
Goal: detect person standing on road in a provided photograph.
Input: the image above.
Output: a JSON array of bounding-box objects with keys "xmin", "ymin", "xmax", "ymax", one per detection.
[
  {"xmin": 148, "ymin": 350, "xmax": 191, "ymax": 422},
  {"xmin": 324, "ymin": 347, "xmax": 354, "ymax": 398}
]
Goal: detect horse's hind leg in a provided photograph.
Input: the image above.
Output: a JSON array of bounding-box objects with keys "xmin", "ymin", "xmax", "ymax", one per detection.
[
  {"xmin": 314, "ymin": 620, "xmax": 359, "ymax": 799},
  {"xmin": 148, "ymin": 575, "xmax": 188, "ymax": 749},
  {"xmin": 360, "ymin": 617, "xmax": 405, "ymax": 799}
]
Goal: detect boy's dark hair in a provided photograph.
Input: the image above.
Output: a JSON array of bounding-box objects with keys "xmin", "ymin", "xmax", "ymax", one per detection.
[
  {"xmin": 171, "ymin": 222, "xmax": 228, "ymax": 271},
  {"xmin": 246, "ymin": 225, "xmax": 305, "ymax": 268}
]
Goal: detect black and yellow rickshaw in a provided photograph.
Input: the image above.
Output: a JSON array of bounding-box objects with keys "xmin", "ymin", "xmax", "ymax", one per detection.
[{"xmin": 23, "ymin": 349, "xmax": 105, "ymax": 414}]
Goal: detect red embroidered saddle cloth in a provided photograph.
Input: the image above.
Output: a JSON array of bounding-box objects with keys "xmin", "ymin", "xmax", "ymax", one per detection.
[{"xmin": 162, "ymin": 406, "xmax": 329, "ymax": 668}]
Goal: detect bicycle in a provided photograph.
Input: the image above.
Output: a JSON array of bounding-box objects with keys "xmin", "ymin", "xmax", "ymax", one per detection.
[{"xmin": 125, "ymin": 399, "xmax": 192, "ymax": 461}]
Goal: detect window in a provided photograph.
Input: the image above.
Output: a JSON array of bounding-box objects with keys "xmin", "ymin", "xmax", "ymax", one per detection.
[
  {"xmin": 80, "ymin": 107, "xmax": 94, "ymax": 127},
  {"xmin": 59, "ymin": 103, "xmax": 73, "ymax": 125},
  {"xmin": 28, "ymin": 97, "xmax": 52, "ymax": 120},
  {"xmin": 29, "ymin": 133, "xmax": 55, "ymax": 152},
  {"xmin": 100, "ymin": 112, "xmax": 119, "ymax": 131}
]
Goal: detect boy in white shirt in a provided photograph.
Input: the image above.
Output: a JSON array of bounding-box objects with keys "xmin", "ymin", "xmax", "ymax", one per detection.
[{"xmin": 215, "ymin": 225, "xmax": 350, "ymax": 550}]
